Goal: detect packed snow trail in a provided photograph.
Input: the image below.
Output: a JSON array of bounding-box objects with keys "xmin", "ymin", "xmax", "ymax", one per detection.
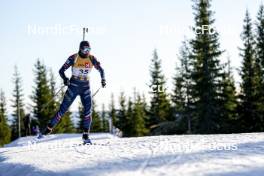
[{"xmin": 1, "ymin": 133, "xmax": 264, "ymax": 176}]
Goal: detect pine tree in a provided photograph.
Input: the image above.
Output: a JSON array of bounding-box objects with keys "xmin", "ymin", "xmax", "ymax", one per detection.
[
  {"xmin": 255, "ymin": 4, "xmax": 264, "ymax": 131},
  {"xmin": 257, "ymin": 5, "xmax": 264, "ymax": 80},
  {"xmin": 125, "ymin": 97, "xmax": 134, "ymax": 137},
  {"xmin": 130, "ymin": 94, "xmax": 148, "ymax": 137},
  {"xmin": 149, "ymin": 49, "xmax": 171, "ymax": 129},
  {"xmin": 172, "ymin": 39, "xmax": 194, "ymax": 133},
  {"xmin": 239, "ymin": 11, "xmax": 260, "ymax": 132},
  {"xmin": 0, "ymin": 90, "xmax": 11, "ymax": 146},
  {"xmin": 219, "ymin": 58, "xmax": 238, "ymax": 133},
  {"xmin": 31, "ymin": 59, "xmax": 54, "ymax": 130},
  {"xmin": 90, "ymin": 100, "xmax": 102, "ymax": 132},
  {"xmin": 101, "ymin": 104, "xmax": 109, "ymax": 132},
  {"xmin": 109, "ymin": 94, "xmax": 117, "ymax": 133},
  {"xmin": 11, "ymin": 66, "xmax": 25, "ymax": 139},
  {"xmin": 116, "ymin": 92, "xmax": 130, "ymax": 136},
  {"xmin": 49, "ymin": 69, "xmax": 59, "ymax": 120},
  {"xmin": 190, "ymin": 0, "xmax": 224, "ymax": 133},
  {"xmin": 172, "ymin": 64, "xmax": 185, "ymax": 119},
  {"xmin": 141, "ymin": 94, "xmax": 150, "ymax": 128},
  {"xmin": 49, "ymin": 69, "xmax": 58, "ymax": 103}
]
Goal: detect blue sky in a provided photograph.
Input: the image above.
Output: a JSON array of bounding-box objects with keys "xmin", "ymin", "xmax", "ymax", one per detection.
[{"xmin": 0, "ymin": 0, "xmax": 262, "ymax": 114}]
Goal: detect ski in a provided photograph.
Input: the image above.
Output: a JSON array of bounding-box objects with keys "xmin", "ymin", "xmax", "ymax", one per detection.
[{"xmin": 75, "ymin": 141, "xmax": 110, "ymax": 147}]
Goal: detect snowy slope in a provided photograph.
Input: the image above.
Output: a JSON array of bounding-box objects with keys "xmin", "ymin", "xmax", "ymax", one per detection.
[{"xmin": 1, "ymin": 133, "xmax": 264, "ymax": 176}]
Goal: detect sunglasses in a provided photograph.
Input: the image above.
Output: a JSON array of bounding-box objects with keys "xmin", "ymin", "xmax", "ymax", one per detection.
[{"xmin": 81, "ymin": 47, "xmax": 91, "ymax": 53}]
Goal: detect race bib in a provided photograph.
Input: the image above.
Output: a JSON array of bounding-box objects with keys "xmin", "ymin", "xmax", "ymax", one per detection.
[{"xmin": 72, "ymin": 55, "xmax": 93, "ymax": 79}]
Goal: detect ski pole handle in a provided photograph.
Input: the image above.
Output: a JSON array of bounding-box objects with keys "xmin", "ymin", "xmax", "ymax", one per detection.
[{"xmin": 83, "ymin": 28, "xmax": 88, "ymax": 41}]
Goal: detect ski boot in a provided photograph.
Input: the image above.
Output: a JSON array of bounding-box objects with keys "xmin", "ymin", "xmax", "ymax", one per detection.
[
  {"xmin": 37, "ymin": 125, "xmax": 53, "ymax": 139},
  {"xmin": 82, "ymin": 132, "xmax": 92, "ymax": 145}
]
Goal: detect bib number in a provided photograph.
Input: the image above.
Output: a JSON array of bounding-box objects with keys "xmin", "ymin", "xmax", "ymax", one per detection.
[{"xmin": 79, "ymin": 69, "xmax": 89, "ymax": 75}]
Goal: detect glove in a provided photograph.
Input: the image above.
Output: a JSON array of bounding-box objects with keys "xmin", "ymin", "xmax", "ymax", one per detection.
[
  {"xmin": 63, "ymin": 78, "xmax": 70, "ymax": 86},
  {"xmin": 101, "ymin": 79, "xmax": 106, "ymax": 88}
]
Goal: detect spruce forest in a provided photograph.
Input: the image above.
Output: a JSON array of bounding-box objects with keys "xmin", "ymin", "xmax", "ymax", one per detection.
[{"xmin": 1, "ymin": 0, "xmax": 264, "ymax": 146}]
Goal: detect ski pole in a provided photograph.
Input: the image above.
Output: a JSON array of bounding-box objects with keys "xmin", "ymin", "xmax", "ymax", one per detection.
[
  {"xmin": 41, "ymin": 86, "xmax": 100, "ymax": 112},
  {"xmin": 40, "ymin": 85, "xmax": 65, "ymax": 112},
  {"xmin": 92, "ymin": 87, "xmax": 101, "ymax": 98}
]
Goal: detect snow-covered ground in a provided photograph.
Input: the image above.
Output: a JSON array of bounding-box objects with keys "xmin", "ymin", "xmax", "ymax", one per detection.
[{"xmin": 1, "ymin": 133, "xmax": 264, "ymax": 176}]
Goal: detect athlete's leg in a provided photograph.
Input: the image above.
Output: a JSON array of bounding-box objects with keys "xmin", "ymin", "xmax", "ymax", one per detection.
[
  {"xmin": 47, "ymin": 85, "xmax": 78, "ymax": 130},
  {"xmin": 80, "ymin": 87, "xmax": 92, "ymax": 136}
]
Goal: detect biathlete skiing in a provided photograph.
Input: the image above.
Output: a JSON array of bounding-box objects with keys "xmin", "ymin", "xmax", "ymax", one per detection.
[{"xmin": 38, "ymin": 40, "xmax": 106, "ymax": 144}]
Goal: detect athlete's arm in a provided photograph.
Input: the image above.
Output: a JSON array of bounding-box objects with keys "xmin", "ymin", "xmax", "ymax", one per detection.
[
  {"xmin": 91, "ymin": 56, "xmax": 105, "ymax": 80},
  {"xmin": 59, "ymin": 54, "xmax": 75, "ymax": 81},
  {"xmin": 91, "ymin": 56, "xmax": 106, "ymax": 87}
]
